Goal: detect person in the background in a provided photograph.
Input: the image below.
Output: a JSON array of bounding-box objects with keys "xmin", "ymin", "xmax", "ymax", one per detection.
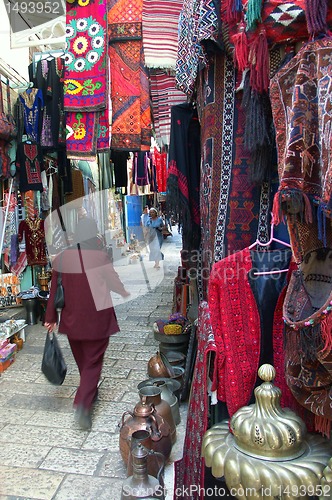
[
  {"xmin": 140, "ymin": 205, "xmax": 150, "ymax": 248},
  {"xmin": 44, "ymin": 216, "xmax": 130, "ymax": 431},
  {"xmin": 145, "ymin": 207, "xmax": 164, "ymax": 268}
]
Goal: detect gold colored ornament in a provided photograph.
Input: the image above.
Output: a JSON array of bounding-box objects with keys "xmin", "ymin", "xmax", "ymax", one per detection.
[{"xmin": 202, "ymin": 364, "xmax": 332, "ymax": 499}]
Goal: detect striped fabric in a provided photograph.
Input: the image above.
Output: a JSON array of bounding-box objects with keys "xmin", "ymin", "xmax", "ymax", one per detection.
[
  {"xmin": 150, "ymin": 70, "xmax": 187, "ymax": 147},
  {"xmin": 142, "ymin": 0, "xmax": 183, "ymax": 69}
]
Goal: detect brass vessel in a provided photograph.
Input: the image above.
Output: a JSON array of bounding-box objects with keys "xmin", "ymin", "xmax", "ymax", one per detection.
[{"xmin": 202, "ymin": 364, "xmax": 332, "ymax": 499}]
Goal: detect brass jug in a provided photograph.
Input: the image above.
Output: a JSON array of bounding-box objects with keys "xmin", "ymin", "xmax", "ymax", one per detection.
[
  {"xmin": 119, "ymin": 398, "xmax": 172, "ymax": 466},
  {"xmin": 121, "ymin": 444, "xmax": 165, "ymax": 500},
  {"xmin": 138, "ymin": 386, "xmax": 176, "ymax": 445}
]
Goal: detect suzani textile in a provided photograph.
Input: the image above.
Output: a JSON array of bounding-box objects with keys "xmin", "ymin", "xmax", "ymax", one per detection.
[
  {"xmin": 108, "ymin": 0, "xmax": 152, "ymax": 151},
  {"xmin": 64, "ymin": 0, "xmax": 108, "ymax": 111},
  {"xmin": 65, "ymin": 0, "xmax": 109, "ymax": 157}
]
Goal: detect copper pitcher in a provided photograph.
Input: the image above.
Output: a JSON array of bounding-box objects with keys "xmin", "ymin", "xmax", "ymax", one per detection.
[
  {"xmin": 138, "ymin": 386, "xmax": 176, "ymax": 445},
  {"xmin": 127, "ymin": 430, "xmax": 165, "ymax": 480},
  {"xmin": 119, "ymin": 398, "xmax": 172, "ymax": 466}
]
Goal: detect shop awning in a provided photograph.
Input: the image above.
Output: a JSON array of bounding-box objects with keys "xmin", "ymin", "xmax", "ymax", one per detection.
[{"xmin": 5, "ymin": 0, "xmax": 65, "ymax": 49}]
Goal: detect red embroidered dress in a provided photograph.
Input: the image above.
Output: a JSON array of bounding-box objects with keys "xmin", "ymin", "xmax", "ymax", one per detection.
[
  {"xmin": 208, "ymin": 247, "xmax": 294, "ymax": 417},
  {"xmin": 18, "ymin": 217, "xmax": 47, "ymax": 266}
]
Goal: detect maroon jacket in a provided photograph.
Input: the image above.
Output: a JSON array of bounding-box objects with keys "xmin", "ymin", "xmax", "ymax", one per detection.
[{"xmin": 45, "ymin": 245, "xmax": 127, "ymax": 340}]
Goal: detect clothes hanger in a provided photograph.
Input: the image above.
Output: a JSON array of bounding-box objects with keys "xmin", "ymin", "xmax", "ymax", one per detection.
[{"xmin": 249, "ymin": 214, "xmax": 292, "ymax": 276}]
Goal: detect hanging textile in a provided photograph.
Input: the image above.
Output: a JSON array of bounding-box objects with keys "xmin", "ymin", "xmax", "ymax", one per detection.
[
  {"xmin": 208, "ymin": 247, "xmax": 308, "ymax": 420},
  {"xmin": 19, "ymin": 89, "xmax": 43, "ymax": 142},
  {"xmin": 108, "ymin": 0, "xmax": 152, "ymax": 151},
  {"xmin": 283, "ymin": 247, "xmax": 332, "ymax": 436},
  {"xmin": 149, "ymin": 70, "xmax": 187, "ymax": 147},
  {"xmin": 36, "ymin": 57, "xmax": 65, "ymax": 149},
  {"xmin": 176, "ymin": 0, "xmax": 206, "ymax": 96},
  {"xmin": 15, "ymin": 141, "xmax": 44, "ymax": 193},
  {"xmin": 64, "ymin": 1, "xmax": 107, "ymax": 111},
  {"xmin": 152, "ymin": 148, "xmax": 167, "ymax": 193},
  {"xmin": 174, "ymin": 302, "xmax": 217, "ymax": 500},
  {"xmin": 18, "ymin": 217, "xmax": 47, "ymax": 266},
  {"xmin": 271, "ymin": 36, "xmax": 332, "ymax": 261},
  {"xmin": 142, "ymin": 0, "xmax": 184, "ymax": 69},
  {"xmin": 167, "ymin": 102, "xmax": 201, "ymax": 252},
  {"xmin": 65, "ymin": 0, "xmax": 109, "ymax": 157}
]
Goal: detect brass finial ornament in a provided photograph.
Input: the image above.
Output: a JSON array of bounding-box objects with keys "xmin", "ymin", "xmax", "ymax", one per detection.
[
  {"xmin": 231, "ymin": 364, "xmax": 306, "ymax": 461},
  {"xmin": 202, "ymin": 364, "xmax": 332, "ymax": 498}
]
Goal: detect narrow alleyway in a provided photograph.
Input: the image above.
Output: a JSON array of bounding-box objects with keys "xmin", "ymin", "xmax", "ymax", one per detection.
[{"xmin": 0, "ymin": 230, "xmax": 187, "ymax": 499}]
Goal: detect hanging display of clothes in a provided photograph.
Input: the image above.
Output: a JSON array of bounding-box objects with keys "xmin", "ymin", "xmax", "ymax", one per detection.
[
  {"xmin": 18, "ymin": 216, "xmax": 47, "ymax": 266},
  {"xmin": 36, "ymin": 56, "xmax": 66, "ymax": 149}
]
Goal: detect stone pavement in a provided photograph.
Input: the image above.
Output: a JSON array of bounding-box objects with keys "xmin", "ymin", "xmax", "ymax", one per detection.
[{"xmin": 0, "ymin": 229, "xmax": 188, "ymax": 499}]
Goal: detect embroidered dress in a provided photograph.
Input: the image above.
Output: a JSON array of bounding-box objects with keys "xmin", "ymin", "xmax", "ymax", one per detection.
[
  {"xmin": 16, "ymin": 141, "xmax": 44, "ymax": 192},
  {"xmin": 18, "ymin": 217, "xmax": 47, "ymax": 266},
  {"xmin": 208, "ymin": 247, "xmax": 295, "ymax": 417},
  {"xmin": 19, "ymin": 89, "xmax": 44, "ymax": 142}
]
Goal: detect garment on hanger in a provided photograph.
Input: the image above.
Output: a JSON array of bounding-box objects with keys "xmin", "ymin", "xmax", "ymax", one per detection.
[
  {"xmin": 19, "ymin": 88, "xmax": 43, "ymax": 142},
  {"xmin": 208, "ymin": 246, "xmax": 303, "ymax": 419},
  {"xmin": 15, "ymin": 141, "xmax": 44, "ymax": 192},
  {"xmin": 18, "ymin": 216, "xmax": 47, "ymax": 266}
]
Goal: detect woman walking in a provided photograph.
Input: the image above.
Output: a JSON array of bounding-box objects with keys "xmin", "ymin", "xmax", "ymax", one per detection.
[
  {"xmin": 44, "ymin": 216, "xmax": 130, "ymax": 430},
  {"xmin": 145, "ymin": 207, "xmax": 164, "ymax": 268}
]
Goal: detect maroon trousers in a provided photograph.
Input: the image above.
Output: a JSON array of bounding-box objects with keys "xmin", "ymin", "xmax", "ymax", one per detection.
[{"xmin": 68, "ymin": 337, "xmax": 109, "ymax": 410}]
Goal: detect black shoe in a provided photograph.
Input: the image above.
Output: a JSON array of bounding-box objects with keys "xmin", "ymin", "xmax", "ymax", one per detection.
[{"xmin": 75, "ymin": 406, "xmax": 92, "ymax": 431}]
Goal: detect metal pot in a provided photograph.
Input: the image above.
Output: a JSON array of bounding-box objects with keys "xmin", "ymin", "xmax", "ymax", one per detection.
[
  {"xmin": 138, "ymin": 386, "xmax": 176, "ymax": 444},
  {"xmin": 119, "ymin": 398, "xmax": 172, "ymax": 466},
  {"xmin": 137, "ymin": 380, "xmax": 180, "ymax": 426}
]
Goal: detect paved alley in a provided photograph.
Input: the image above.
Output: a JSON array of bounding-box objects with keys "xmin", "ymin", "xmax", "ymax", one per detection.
[{"xmin": 0, "ymin": 229, "xmax": 187, "ymax": 499}]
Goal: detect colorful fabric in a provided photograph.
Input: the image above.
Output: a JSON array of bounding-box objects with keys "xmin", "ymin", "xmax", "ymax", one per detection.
[
  {"xmin": 66, "ymin": 110, "xmax": 99, "ymax": 158},
  {"xmin": 271, "ymin": 36, "xmax": 332, "ymax": 257},
  {"xmin": 208, "ymin": 247, "xmax": 294, "ymax": 417},
  {"xmin": 197, "ymin": 51, "xmax": 271, "ymax": 298},
  {"xmin": 283, "ymin": 248, "xmax": 332, "ymax": 436},
  {"xmin": 174, "ymin": 302, "xmax": 217, "ymax": 500},
  {"xmin": 19, "ymin": 89, "xmax": 43, "ymax": 142},
  {"xmin": 64, "ymin": 0, "xmax": 107, "ymax": 111},
  {"xmin": 152, "ymin": 148, "xmax": 167, "ymax": 193},
  {"xmin": 176, "ymin": 0, "xmax": 206, "ymax": 96},
  {"xmin": 167, "ymin": 102, "xmax": 201, "ymax": 252},
  {"xmin": 18, "ymin": 217, "xmax": 47, "ymax": 266},
  {"xmin": 16, "ymin": 142, "xmax": 44, "ymax": 193},
  {"xmin": 142, "ymin": 0, "xmax": 184, "ymax": 69},
  {"xmin": 149, "ymin": 70, "xmax": 187, "ymax": 147},
  {"xmin": 108, "ymin": 0, "xmax": 151, "ymax": 151}
]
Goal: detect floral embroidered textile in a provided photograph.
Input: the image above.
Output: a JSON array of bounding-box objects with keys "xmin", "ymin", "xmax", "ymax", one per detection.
[{"xmin": 64, "ymin": 0, "xmax": 107, "ymax": 111}]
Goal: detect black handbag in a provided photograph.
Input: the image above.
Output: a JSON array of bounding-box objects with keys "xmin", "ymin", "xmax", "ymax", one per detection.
[
  {"xmin": 41, "ymin": 332, "xmax": 67, "ymax": 385},
  {"xmin": 54, "ymin": 273, "xmax": 65, "ymax": 310}
]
